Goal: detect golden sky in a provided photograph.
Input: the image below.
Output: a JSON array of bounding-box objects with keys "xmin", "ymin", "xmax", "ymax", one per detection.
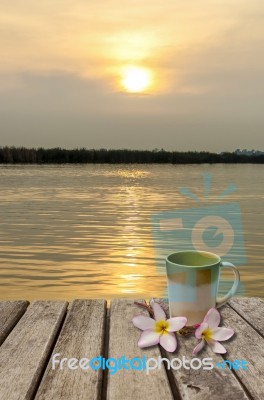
[{"xmin": 0, "ymin": 1, "xmax": 263, "ymax": 149}]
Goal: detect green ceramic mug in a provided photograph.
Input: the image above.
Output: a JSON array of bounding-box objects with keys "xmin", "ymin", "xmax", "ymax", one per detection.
[{"xmin": 166, "ymin": 250, "xmax": 240, "ymax": 326}]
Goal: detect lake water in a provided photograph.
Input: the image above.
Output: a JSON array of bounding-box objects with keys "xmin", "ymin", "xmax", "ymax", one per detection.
[{"xmin": 0, "ymin": 164, "xmax": 263, "ymax": 301}]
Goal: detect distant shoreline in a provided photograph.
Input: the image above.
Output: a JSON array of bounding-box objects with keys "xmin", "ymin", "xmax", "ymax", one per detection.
[{"xmin": 0, "ymin": 147, "xmax": 263, "ymax": 164}]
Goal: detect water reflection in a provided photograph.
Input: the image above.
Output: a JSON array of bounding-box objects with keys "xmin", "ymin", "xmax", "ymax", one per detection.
[{"xmin": 0, "ymin": 164, "xmax": 263, "ymax": 300}]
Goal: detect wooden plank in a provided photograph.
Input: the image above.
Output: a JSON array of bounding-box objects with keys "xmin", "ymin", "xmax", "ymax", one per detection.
[
  {"xmin": 107, "ymin": 299, "xmax": 173, "ymax": 400},
  {"xmin": 228, "ymin": 297, "xmax": 264, "ymax": 336},
  {"xmin": 0, "ymin": 301, "xmax": 67, "ymax": 400},
  {"xmin": 0, "ymin": 301, "xmax": 29, "ymax": 346},
  {"xmin": 35, "ymin": 300, "xmax": 106, "ymax": 400},
  {"xmin": 156, "ymin": 299, "xmax": 250, "ymax": 400},
  {"xmin": 220, "ymin": 304, "xmax": 264, "ymax": 400}
]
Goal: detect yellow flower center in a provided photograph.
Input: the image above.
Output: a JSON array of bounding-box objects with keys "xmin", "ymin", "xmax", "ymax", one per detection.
[
  {"xmin": 202, "ymin": 328, "xmax": 213, "ymax": 341},
  {"xmin": 154, "ymin": 320, "xmax": 169, "ymax": 335}
]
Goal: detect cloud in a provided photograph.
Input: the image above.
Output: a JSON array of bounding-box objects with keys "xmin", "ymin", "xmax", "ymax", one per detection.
[{"xmin": 0, "ymin": 0, "xmax": 263, "ymax": 150}]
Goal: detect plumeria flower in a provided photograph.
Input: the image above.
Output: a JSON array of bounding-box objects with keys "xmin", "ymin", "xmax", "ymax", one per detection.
[
  {"xmin": 193, "ymin": 308, "xmax": 234, "ymax": 355},
  {"xmin": 132, "ymin": 300, "xmax": 187, "ymax": 352}
]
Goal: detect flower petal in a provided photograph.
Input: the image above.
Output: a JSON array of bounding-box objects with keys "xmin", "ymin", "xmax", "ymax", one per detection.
[
  {"xmin": 150, "ymin": 299, "xmax": 155, "ymax": 308},
  {"xmin": 138, "ymin": 330, "xmax": 160, "ymax": 348},
  {"xmin": 159, "ymin": 332, "xmax": 177, "ymax": 352},
  {"xmin": 195, "ymin": 322, "xmax": 208, "ymax": 339},
  {"xmin": 152, "ymin": 302, "xmax": 166, "ymax": 321},
  {"xmin": 192, "ymin": 340, "xmax": 205, "ymax": 355},
  {"xmin": 207, "ymin": 339, "xmax": 227, "ymax": 354},
  {"xmin": 167, "ymin": 317, "xmax": 187, "ymax": 332},
  {"xmin": 204, "ymin": 308, "xmax": 221, "ymax": 329},
  {"xmin": 132, "ymin": 315, "xmax": 155, "ymax": 331},
  {"xmin": 211, "ymin": 327, "xmax": 234, "ymax": 341}
]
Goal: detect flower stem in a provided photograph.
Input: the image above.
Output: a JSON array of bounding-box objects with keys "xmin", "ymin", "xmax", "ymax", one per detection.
[
  {"xmin": 177, "ymin": 326, "xmax": 196, "ymax": 336},
  {"xmin": 134, "ymin": 301, "xmax": 154, "ymax": 317}
]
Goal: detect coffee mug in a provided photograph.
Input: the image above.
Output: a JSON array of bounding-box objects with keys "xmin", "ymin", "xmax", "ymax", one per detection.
[{"xmin": 166, "ymin": 250, "xmax": 240, "ymax": 326}]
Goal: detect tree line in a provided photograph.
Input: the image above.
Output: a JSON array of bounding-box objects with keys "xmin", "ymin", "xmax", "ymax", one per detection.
[{"xmin": 0, "ymin": 146, "xmax": 263, "ymax": 164}]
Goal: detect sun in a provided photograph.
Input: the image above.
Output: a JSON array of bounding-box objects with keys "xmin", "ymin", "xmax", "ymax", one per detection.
[{"xmin": 121, "ymin": 66, "xmax": 152, "ymax": 93}]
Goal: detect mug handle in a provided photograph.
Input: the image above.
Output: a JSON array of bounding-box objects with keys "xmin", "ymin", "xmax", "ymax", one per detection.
[{"xmin": 216, "ymin": 261, "xmax": 240, "ymax": 308}]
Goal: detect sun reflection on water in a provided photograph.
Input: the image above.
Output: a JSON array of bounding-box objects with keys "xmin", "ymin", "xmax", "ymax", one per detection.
[{"xmin": 0, "ymin": 164, "xmax": 263, "ymax": 301}]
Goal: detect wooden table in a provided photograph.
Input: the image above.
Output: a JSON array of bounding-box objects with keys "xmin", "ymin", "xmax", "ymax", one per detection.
[{"xmin": 0, "ymin": 297, "xmax": 263, "ymax": 400}]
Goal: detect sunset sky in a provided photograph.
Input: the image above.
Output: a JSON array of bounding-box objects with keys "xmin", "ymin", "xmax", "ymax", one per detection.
[{"xmin": 0, "ymin": 1, "xmax": 263, "ymax": 151}]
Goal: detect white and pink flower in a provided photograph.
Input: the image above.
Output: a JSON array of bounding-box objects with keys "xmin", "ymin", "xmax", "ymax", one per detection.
[
  {"xmin": 132, "ymin": 301, "xmax": 187, "ymax": 352},
  {"xmin": 193, "ymin": 307, "xmax": 234, "ymax": 354}
]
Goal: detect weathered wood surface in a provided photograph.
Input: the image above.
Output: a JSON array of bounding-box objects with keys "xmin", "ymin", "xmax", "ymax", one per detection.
[
  {"xmin": 35, "ymin": 300, "xmax": 106, "ymax": 400},
  {"xmin": 220, "ymin": 304, "xmax": 264, "ymax": 400},
  {"xmin": 0, "ymin": 300, "xmax": 29, "ymax": 346},
  {"xmin": 0, "ymin": 301, "xmax": 67, "ymax": 400},
  {"xmin": 156, "ymin": 299, "xmax": 250, "ymax": 400},
  {"xmin": 0, "ymin": 297, "xmax": 263, "ymax": 400},
  {"xmin": 228, "ymin": 297, "xmax": 264, "ymax": 337},
  {"xmin": 107, "ymin": 299, "xmax": 173, "ymax": 400}
]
